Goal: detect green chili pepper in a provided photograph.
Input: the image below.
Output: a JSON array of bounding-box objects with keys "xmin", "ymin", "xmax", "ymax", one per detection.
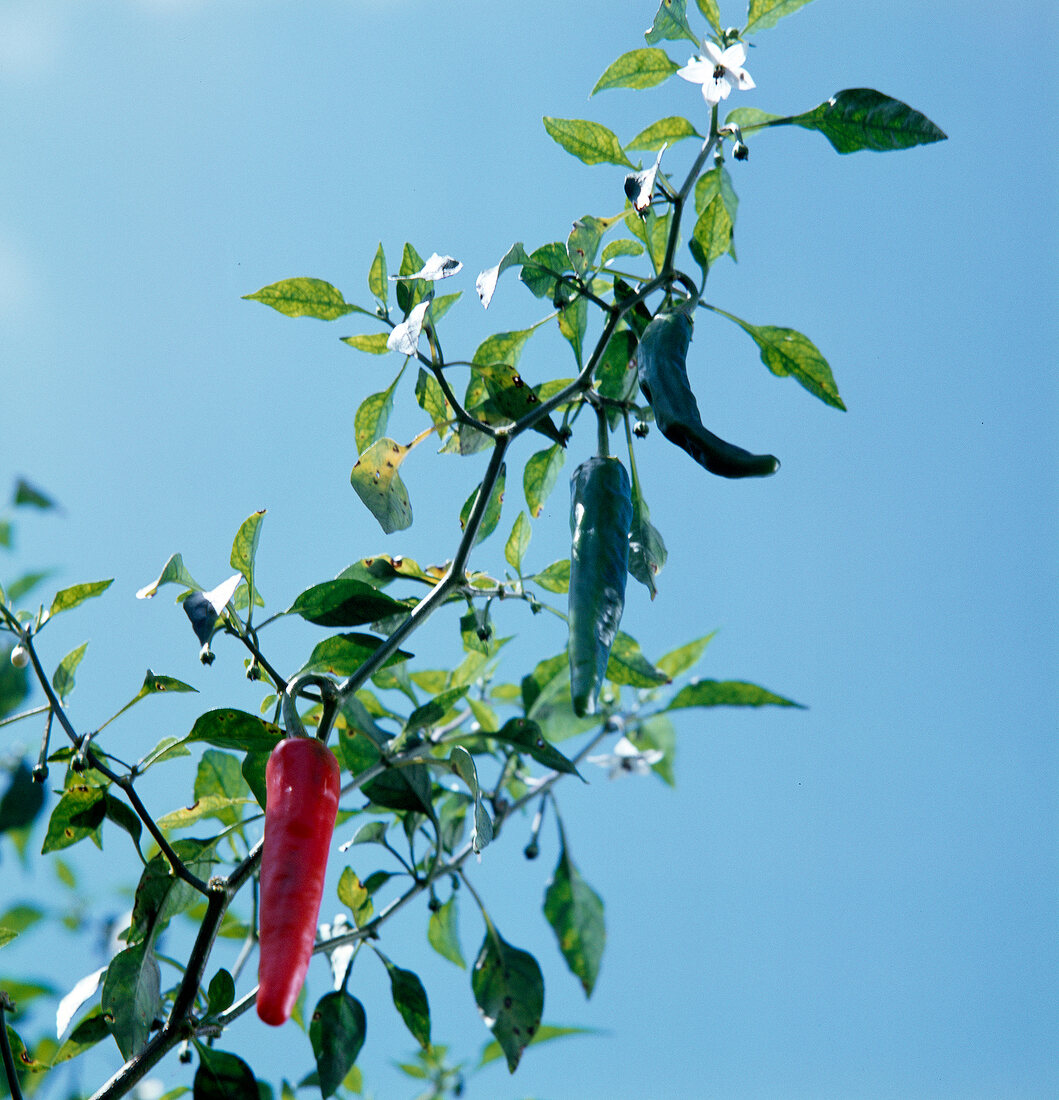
[
  {"xmin": 568, "ymin": 455, "xmax": 633, "ymax": 717},
  {"xmin": 637, "ymin": 310, "xmax": 779, "ymax": 478}
]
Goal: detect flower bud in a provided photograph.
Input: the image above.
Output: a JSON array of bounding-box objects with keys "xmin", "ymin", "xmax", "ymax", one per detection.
[{"xmin": 10, "ymin": 644, "xmax": 29, "ymax": 669}]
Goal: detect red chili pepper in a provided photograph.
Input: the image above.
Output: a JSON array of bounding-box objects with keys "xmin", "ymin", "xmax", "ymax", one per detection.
[{"xmin": 256, "ymin": 735, "xmax": 341, "ymax": 1026}]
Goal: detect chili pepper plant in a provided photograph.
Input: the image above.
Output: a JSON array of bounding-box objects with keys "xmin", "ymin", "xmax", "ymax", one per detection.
[{"xmin": 0, "ymin": 2, "xmax": 945, "ymax": 1097}]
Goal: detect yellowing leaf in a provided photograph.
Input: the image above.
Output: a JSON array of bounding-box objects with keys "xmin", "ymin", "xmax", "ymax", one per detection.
[{"xmin": 350, "ymin": 438, "xmax": 414, "ymax": 534}]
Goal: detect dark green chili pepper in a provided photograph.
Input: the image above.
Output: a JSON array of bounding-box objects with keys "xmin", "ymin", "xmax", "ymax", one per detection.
[
  {"xmin": 637, "ymin": 310, "xmax": 779, "ymax": 478},
  {"xmin": 568, "ymin": 456, "xmax": 633, "ymax": 717}
]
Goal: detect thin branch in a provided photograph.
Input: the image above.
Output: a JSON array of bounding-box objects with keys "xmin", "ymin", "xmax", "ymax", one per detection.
[{"xmin": 0, "ymin": 993, "xmax": 24, "ymax": 1100}]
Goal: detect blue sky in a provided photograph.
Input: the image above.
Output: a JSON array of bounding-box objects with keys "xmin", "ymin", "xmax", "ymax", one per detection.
[{"xmin": 2, "ymin": 2, "xmax": 1056, "ymax": 1098}]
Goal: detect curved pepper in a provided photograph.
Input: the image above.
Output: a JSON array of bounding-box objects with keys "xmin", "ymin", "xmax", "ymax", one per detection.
[
  {"xmin": 257, "ymin": 736, "xmax": 341, "ymax": 1026},
  {"xmin": 637, "ymin": 310, "xmax": 779, "ymax": 478},
  {"xmin": 568, "ymin": 456, "xmax": 633, "ymax": 717}
]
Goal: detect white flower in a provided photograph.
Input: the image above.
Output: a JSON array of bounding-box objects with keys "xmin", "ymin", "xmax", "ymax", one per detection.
[
  {"xmin": 587, "ymin": 736, "xmax": 664, "ymax": 779},
  {"xmin": 677, "ymin": 41, "xmax": 755, "ymax": 106}
]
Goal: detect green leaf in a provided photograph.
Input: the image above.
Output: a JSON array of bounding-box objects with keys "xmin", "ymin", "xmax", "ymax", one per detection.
[
  {"xmin": 135, "ymin": 553, "xmax": 202, "ymax": 600},
  {"xmin": 600, "ymin": 238, "xmax": 645, "ymax": 265},
  {"xmin": 0, "ymin": 904, "xmax": 43, "ymax": 937},
  {"xmin": 350, "ymin": 437, "xmax": 414, "ymax": 534},
  {"xmin": 472, "ymin": 927, "xmax": 544, "ymax": 1073},
  {"xmin": 0, "ymin": 649, "xmax": 29, "ymax": 724},
  {"xmin": 472, "ymin": 325, "xmax": 540, "ymax": 370},
  {"xmin": 543, "ymin": 840, "xmax": 605, "ymax": 997},
  {"xmin": 395, "ymin": 242, "xmax": 427, "ymax": 315},
  {"xmin": 627, "ymin": 484, "xmax": 666, "ymax": 598},
  {"xmin": 591, "ymin": 48, "xmax": 679, "ymax": 95},
  {"xmin": 695, "ymin": 164, "xmax": 739, "ymax": 227},
  {"xmin": 337, "ymin": 867, "xmax": 374, "ymax": 927},
  {"xmin": 193, "ymin": 1044, "xmax": 259, "ymax": 1100},
  {"xmin": 567, "ymin": 215, "xmax": 606, "ymax": 274},
  {"xmin": 54, "ymin": 1009, "xmax": 110, "ymax": 1064},
  {"xmin": 45, "ymin": 579, "xmax": 113, "ymax": 621},
  {"xmin": 0, "ymin": 761, "xmax": 45, "ymax": 835},
  {"xmin": 432, "ymin": 292, "xmax": 463, "ymax": 323},
  {"xmin": 368, "ymin": 242, "xmax": 388, "ymax": 304},
  {"xmin": 532, "ymin": 559, "xmax": 570, "ymax": 595},
  {"xmin": 557, "ymin": 296, "xmax": 588, "ymax": 367},
  {"xmin": 694, "ymin": 0, "xmax": 723, "ymax": 34},
  {"xmin": 340, "ymin": 332, "xmax": 391, "ymax": 355},
  {"xmin": 405, "ymin": 685, "xmax": 470, "ymax": 737},
  {"xmin": 491, "ymin": 717, "xmax": 581, "ymax": 777},
  {"xmin": 542, "ymin": 117, "xmax": 634, "ymax": 168},
  {"xmin": 690, "ymin": 193, "xmax": 734, "ymax": 274},
  {"xmin": 519, "ymin": 241, "xmax": 571, "ymax": 300},
  {"xmin": 103, "ymin": 793, "xmax": 143, "ymax": 849},
  {"xmin": 7, "ymin": 570, "xmax": 55, "ymax": 604},
  {"xmin": 504, "ymin": 512, "xmax": 531, "ymax": 573},
  {"xmin": 384, "ymin": 960, "xmax": 432, "ymax": 1049},
  {"xmin": 523, "ymin": 444, "xmax": 565, "ymax": 518},
  {"xmin": 287, "ymin": 579, "xmax": 410, "ymax": 627},
  {"xmin": 636, "ymin": 713, "xmax": 677, "ymax": 785},
  {"xmin": 42, "ymin": 785, "xmax": 106, "ymax": 853},
  {"xmin": 243, "ymin": 277, "xmax": 360, "ymax": 320},
  {"xmin": 519, "ymin": 653, "xmax": 567, "ymax": 715},
  {"xmin": 427, "ymin": 895, "xmax": 466, "ymax": 969},
  {"xmin": 140, "ymin": 670, "xmax": 198, "ymax": 697},
  {"xmin": 745, "ymin": 0, "xmax": 815, "ymax": 35},
  {"xmin": 450, "ymin": 746, "xmax": 493, "ymax": 854},
  {"xmin": 724, "ymin": 105, "xmax": 785, "ymax": 132},
  {"xmin": 788, "ymin": 88, "xmax": 948, "ymax": 153},
  {"xmin": 205, "ymin": 969, "xmax": 236, "ymax": 1018},
  {"xmin": 478, "ymin": 1023, "xmax": 597, "ymax": 1067},
  {"xmin": 641, "ymin": 205, "xmax": 671, "ymax": 275},
  {"xmin": 362, "ymin": 760, "xmax": 434, "ymax": 816},
  {"xmin": 415, "ymin": 367, "xmax": 451, "ymax": 437},
  {"xmin": 187, "ymin": 709, "xmax": 282, "ymax": 753},
  {"xmin": 459, "ymin": 465, "xmax": 506, "ymax": 547},
  {"xmin": 49, "ymin": 642, "xmax": 87, "ymax": 704},
  {"xmin": 471, "ymin": 357, "xmax": 566, "ymax": 446},
  {"xmin": 354, "ymin": 365, "xmax": 405, "ymax": 454},
  {"xmin": 13, "ymin": 478, "xmax": 58, "ymax": 510},
  {"xmin": 1, "ymin": 1024, "xmax": 47, "ymax": 1074},
  {"xmin": 644, "ymin": 0, "xmax": 699, "ymax": 45},
  {"xmin": 667, "ymin": 678, "xmax": 805, "ymax": 709},
  {"xmin": 605, "ymin": 632, "xmax": 670, "ymax": 688},
  {"xmin": 595, "ymin": 329, "xmax": 639, "ymax": 414},
  {"xmin": 656, "ymin": 632, "xmax": 715, "ymax": 678},
  {"xmin": 127, "ymin": 839, "xmax": 218, "ymax": 944},
  {"xmin": 0, "ymin": 928, "xmax": 15, "ymax": 948},
  {"xmin": 301, "ymin": 632, "xmax": 411, "ymax": 677},
  {"xmin": 310, "ymin": 991, "xmax": 367, "ymax": 1098},
  {"xmin": 100, "ymin": 942, "xmax": 161, "ymax": 1060},
  {"xmin": 626, "ymin": 115, "xmax": 702, "ymax": 151},
  {"xmin": 193, "ymin": 749, "xmax": 252, "ymax": 826},
  {"xmin": 710, "ymin": 307, "xmax": 845, "ymax": 409},
  {"xmin": 230, "ymin": 510, "xmax": 266, "ymax": 608}
]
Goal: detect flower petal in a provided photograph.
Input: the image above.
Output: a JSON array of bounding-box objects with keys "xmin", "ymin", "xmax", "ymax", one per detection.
[
  {"xmin": 702, "ymin": 40, "xmax": 724, "ymax": 66},
  {"xmin": 703, "ymin": 75, "xmax": 731, "ymax": 104},
  {"xmin": 676, "ymin": 56, "xmax": 712, "ymax": 85},
  {"xmin": 719, "ymin": 43, "xmax": 747, "ymax": 69}
]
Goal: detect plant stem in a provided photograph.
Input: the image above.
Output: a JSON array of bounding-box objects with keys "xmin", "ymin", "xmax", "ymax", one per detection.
[{"xmin": 0, "ymin": 993, "xmax": 24, "ymax": 1100}]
